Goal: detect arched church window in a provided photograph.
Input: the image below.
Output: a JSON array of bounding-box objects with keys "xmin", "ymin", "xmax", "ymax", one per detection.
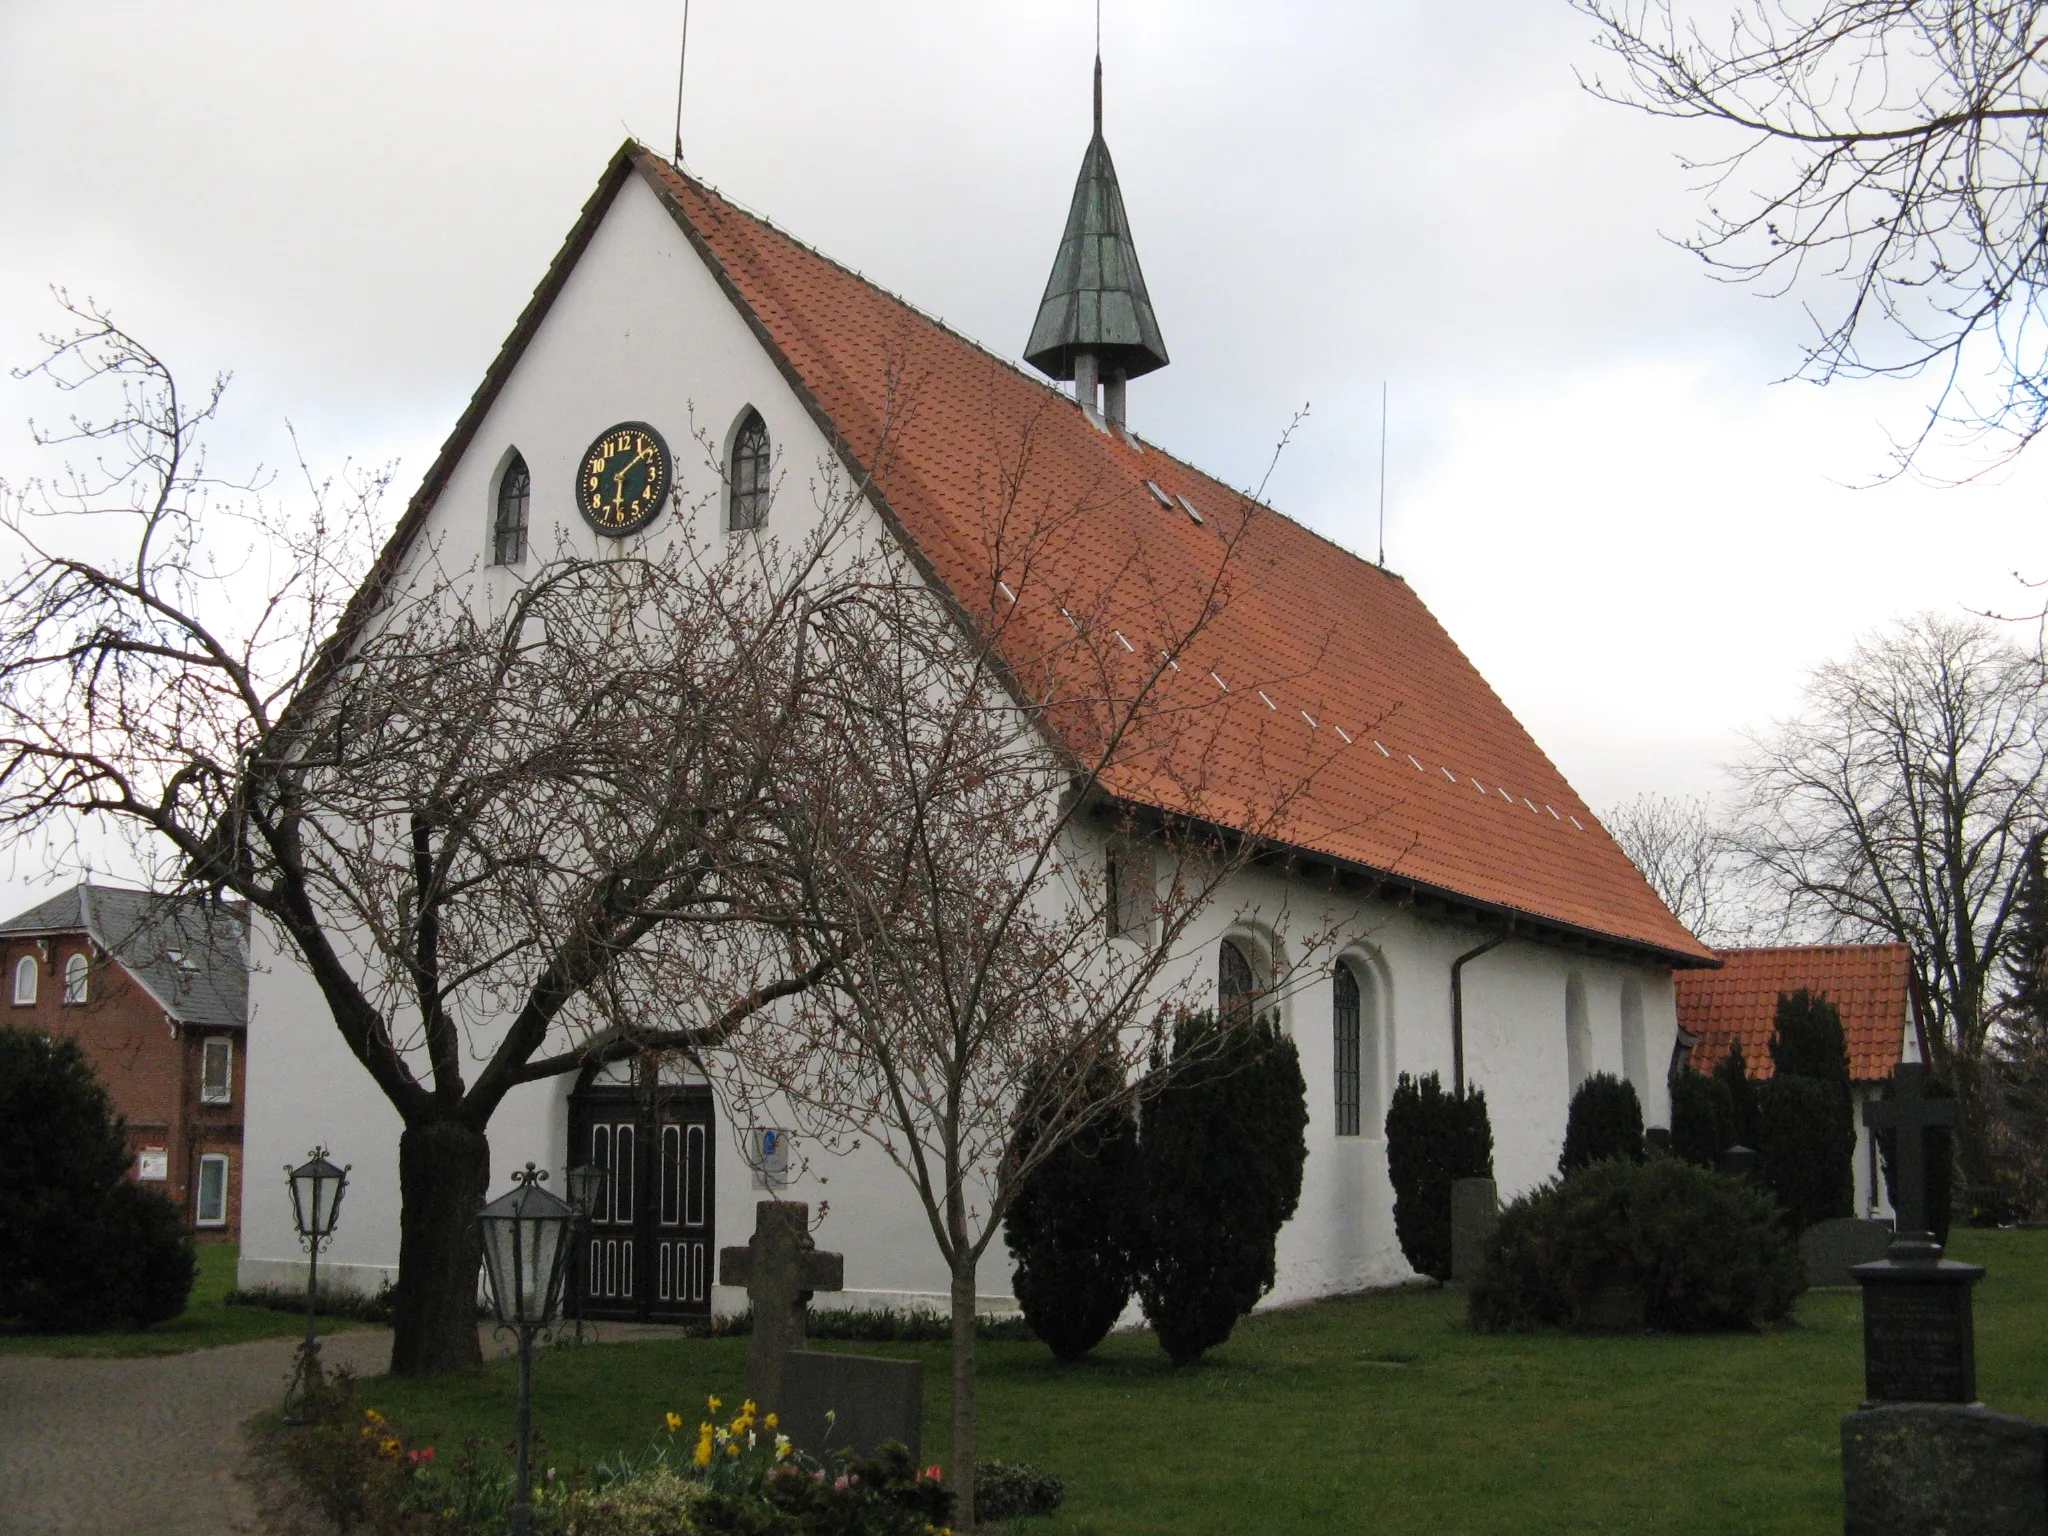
[
  {"xmin": 493, "ymin": 452, "xmax": 530, "ymax": 566},
  {"xmin": 728, "ymin": 410, "xmax": 771, "ymax": 531},
  {"xmin": 1333, "ymin": 962, "xmax": 1362, "ymax": 1136},
  {"xmin": 1620, "ymin": 978, "xmax": 1647, "ymax": 1092},
  {"xmin": 63, "ymin": 952, "xmax": 89, "ymax": 1006},
  {"xmin": 1565, "ymin": 972, "xmax": 1591, "ymax": 1091},
  {"xmin": 12, "ymin": 955, "xmax": 35, "ymax": 1006},
  {"xmin": 1219, "ymin": 938, "xmax": 1257, "ymax": 1020}
]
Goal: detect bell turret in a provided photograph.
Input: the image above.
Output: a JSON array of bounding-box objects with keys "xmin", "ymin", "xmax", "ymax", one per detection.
[{"xmin": 1024, "ymin": 57, "xmax": 1168, "ymax": 430}]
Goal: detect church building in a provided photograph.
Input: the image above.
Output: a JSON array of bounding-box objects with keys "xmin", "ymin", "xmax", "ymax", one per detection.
[{"xmin": 239, "ymin": 82, "xmax": 1713, "ymax": 1317}]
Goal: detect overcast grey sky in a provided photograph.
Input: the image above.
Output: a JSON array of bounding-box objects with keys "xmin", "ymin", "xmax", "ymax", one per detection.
[{"xmin": 3, "ymin": 0, "xmax": 2043, "ymax": 904}]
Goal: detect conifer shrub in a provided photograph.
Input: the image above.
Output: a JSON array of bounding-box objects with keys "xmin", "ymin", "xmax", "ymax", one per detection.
[
  {"xmin": 1469, "ymin": 1157, "xmax": 1805, "ymax": 1333},
  {"xmin": 1135, "ymin": 1008, "xmax": 1307, "ymax": 1365},
  {"xmin": 1757, "ymin": 990, "xmax": 1855, "ymax": 1230},
  {"xmin": 1669, "ymin": 1069, "xmax": 1734, "ymax": 1167},
  {"xmin": 1559, "ymin": 1072, "xmax": 1646, "ymax": 1174},
  {"xmin": 1715, "ymin": 1043, "xmax": 1762, "ymax": 1149},
  {"xmin": 1004, "ymin": 1044, "xmax": 1141, "ymax": 1360},
  {"xmin": 1877, "ymin": 1069, "xmax": 1957, "ymax": 1247},
  {"xmin": 1383, "ymin": 1070, "xmax": 1493, "ymax": 1282},
  {"xmin": 0, "ymin": 1024, "xmax": 195, "ymax": 1330}
]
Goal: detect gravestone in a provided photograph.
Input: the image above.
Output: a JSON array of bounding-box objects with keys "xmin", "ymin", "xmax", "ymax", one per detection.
[
  {"xmin": 780, "ymin": 1349, "xmax": 924, "ymax": 1464},
  {"xmin": 718, "ymin": 1201, "xmax": 844, "ymax": 1417},
  {"xmin": 1852, "ymin": 1065, "xmax": 1983, "ymax": 1408},
  {"xmin": 1449, "ymin": 1177, "xmax": 1498, "ymax": 1285},
  {"xmin": 1841, "ymin": 1405, "xmax": 2048, "ymax": 1536},
  {"xmin": 1802, "ymin": 1218, "xmax": 1895, "ymax": 1288}
]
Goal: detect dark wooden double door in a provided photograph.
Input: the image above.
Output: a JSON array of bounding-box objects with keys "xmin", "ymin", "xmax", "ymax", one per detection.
[{"xmin": 568, "ymin": 1075, "xmax": 715, "ymax": 1321}]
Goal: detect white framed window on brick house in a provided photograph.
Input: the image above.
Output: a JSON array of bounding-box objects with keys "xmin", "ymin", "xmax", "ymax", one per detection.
[
  {"xmin": 196, "ymin": 1154, "xmax": 229, "ymax": 1226},
  {"xmin": 201, "ymin": 1036, "xmax": 233, "ymax": 1104},
  {"xmin": 62, "ymin": 952, "xmax": 88, "ymax": 1005},
  {"xmin": 12, "ymin": 954, "xmax": 35, "ymax": 1006}
]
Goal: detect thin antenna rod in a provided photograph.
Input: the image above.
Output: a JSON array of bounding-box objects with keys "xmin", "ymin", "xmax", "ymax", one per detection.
[
  {"xmin": 1094, "ymin": 0, "xmax": 1103, "ymax": 135},
  {"xmin": 672, "ymin": 0, "xmax": 693, "ymax": 167},
  {"xmin": 1378, "ymin": 381, "xmax": 1389, "ymax": 567}
]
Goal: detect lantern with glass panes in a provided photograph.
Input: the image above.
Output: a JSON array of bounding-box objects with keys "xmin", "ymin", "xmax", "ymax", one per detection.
[
  {"xmin": 564, "ymin": 1162, "xmax": 605, "ymax": 1344},
  {"xmin": 281, "ymin": 1148, "xmax": 349, "ymax": 1422},
  {"xmin": 478, "ymin": 1164, "xmax": 575, "ymax": 1536}
]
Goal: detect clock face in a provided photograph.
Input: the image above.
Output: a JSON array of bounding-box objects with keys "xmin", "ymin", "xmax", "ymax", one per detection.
[{"xmin": 575, "ymin": 421, "xmax": 671, "ymax": 536}]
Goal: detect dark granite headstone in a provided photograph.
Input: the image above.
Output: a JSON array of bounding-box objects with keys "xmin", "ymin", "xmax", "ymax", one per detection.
[
  {"xmin": 1857, "ymin": 1260, "xmax": 1984, "ymax": 1405},
  {"xmin": 1718, "ymin": 1144, "xmax": 1757, "ymax": 1180},
  {"xmin": 1449, "ymin": 1177, "xmax": 1498, "ymax": 1285},
  {"xmin": 1842, "ymin": 1404, "xmax": 2048, "ymax": 1535},
  {"xmin": 1802, "ymin": 1218, "xmax": 1895, "ymax": 1288},
  {"xmin": 779, "ymin": 1350, "xmax": 924, "ymax": 1464}
]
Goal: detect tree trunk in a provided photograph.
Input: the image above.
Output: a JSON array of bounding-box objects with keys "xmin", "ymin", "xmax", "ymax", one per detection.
[
  {"xmin": 949, "ymin": 1251, "xmax": 978, "ymax": 1535},
  {"xmin": 389, "ymin": 1117, "xmax": 489, "ymax": 1376}
]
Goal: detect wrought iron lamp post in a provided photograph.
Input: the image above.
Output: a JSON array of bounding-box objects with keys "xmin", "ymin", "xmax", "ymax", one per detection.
[
  {"xmin": 282, "ymin": 1148, "xmax": 349, "ymax": 1423},
  {"xmin": 478, "ymin": 1163, "xmax": 573, "ymax": 1536},
  {"xmin": 564, "ymin": 1162, "xmax": 605, "ymax": 1345}
]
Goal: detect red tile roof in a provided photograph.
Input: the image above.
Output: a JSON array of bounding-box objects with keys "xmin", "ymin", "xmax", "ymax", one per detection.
[
  {"xmin": 1675, "ymin": 945, "xmax": 1914, "ymax": 1083},
  {"xmin": 370, "ymin": 143, "xmax": 1714, "ymax": 967}
]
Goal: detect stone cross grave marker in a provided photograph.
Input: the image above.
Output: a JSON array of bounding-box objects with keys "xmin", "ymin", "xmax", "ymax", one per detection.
[
  {"xmin": 718, "ymin": 1201, "xmax": 844, "ymax": 1418},
  {"xmin": 1863, "ymin": 1062, "xmax": 1958, "ymax": 1258}
]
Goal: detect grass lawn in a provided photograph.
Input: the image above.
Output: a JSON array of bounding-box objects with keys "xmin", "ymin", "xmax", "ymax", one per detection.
[
  {"xmin": 358, "ymin": 1227, "xmax": 2048, "ymax": 1535},
  {"xmin": 0, "ymin": 1242, "xmax": 368, "ymax": 1358}
]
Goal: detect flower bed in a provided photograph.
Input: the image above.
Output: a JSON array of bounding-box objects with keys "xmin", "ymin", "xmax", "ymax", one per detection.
[{"xmin": 273, "ymin": 1367, "xmax": 1056, "ymax": 1534}]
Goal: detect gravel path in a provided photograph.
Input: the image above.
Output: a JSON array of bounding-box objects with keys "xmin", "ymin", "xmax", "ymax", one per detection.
[{"xmin": 0, "ymin": 1329, "xmax": 393, "ymax": 1536}]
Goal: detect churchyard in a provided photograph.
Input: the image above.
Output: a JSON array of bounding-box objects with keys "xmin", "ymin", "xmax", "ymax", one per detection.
[{"xmin": 345, "ymin": 1226, "xmax": 2048, "ymax": 1535}]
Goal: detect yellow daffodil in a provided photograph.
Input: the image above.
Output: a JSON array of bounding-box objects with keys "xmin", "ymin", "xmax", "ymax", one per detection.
[
  {"xmin": 665, "ymin": 1411, "xmax": 682, "ymax": 1433},
  {"xmin": 694, "ymin": 1426, "xmax": 714, "ymax": 1468},
  {"xmin": 774, "ymin": 1434, "xmax": 792, "ymax": 1460},
  {"xmin": 742, "ymin": 1399, "xmax": 757, "ymax": 1416},
  {"xmin": 764, "ymin": 1412, "xmax": 779, "ymax": 1430},
  {"xmin": 725, "ymin": 1441, "xmax": 740, "ymax": 1458},
  {"xmin": 707, "ymin": 1396, "xmax": 722, "ymax": 1412}
]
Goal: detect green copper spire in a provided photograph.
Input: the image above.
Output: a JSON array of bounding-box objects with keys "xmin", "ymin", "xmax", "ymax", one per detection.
[{"xmin": 1024, "ymin": 57, "xmax": 1169, "ymax": 390}]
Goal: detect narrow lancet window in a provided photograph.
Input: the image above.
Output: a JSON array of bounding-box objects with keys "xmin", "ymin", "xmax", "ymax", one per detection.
[
  {"xmin": 728, "ymin": 411, "xmax": 771, "ymax": 531},
  {"xmin": 1220, "ymin": 939, "xmax": 1257, "ymax": 1020},
  {"xmin": 1333, "ymin": 962, "xmax": 1362, "ymax": 1136},
  {"xmin": 493, "ymin": 452, "xmax": 530, "ymax": 565}
]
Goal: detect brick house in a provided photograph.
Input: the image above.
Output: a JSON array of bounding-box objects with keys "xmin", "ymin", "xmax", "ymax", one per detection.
[
  {"xmin": 1675, "ymin": 943, "xmax": 1919, "ymax": 1220},
  {"xmin": 0, "ymin": 883, "xmax": 249, "ymax": 1239}
]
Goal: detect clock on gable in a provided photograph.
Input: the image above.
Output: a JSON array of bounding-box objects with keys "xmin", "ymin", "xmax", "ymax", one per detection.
[{"xmin": 575, "ymin": 421, "xmax": 672, "ymax": 536}]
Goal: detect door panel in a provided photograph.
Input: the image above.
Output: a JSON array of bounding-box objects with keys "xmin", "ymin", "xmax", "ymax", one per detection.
[{"xmin": 569, "ymin": 1081, "xmax": 713, "ymax": 1321}]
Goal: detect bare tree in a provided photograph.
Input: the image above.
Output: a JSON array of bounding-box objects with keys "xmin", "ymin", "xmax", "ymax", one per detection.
[
  {"xmin": 1577, "ymin": 0, "xmax": 2048, "ymax": 461},
  {"xmin": 1727, "ymin": 613, "xmax": 2048, "ymax": 1201},
  {"xmin": 0, "ymin": 299, "xmax": 858, "ymax": 1373},
  {"xmin": 1602, "ymin": 791, "xmax": 1753, "ymax": 943},
  {"xmin": 712, "ymin": 415, "xmax": 1356, "ymax": 1520}
]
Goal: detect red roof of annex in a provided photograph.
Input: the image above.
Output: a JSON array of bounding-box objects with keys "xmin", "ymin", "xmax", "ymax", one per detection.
[{"xmin": 1675, "ymin": 944, "xmax": 1914, "ymax": 1083}]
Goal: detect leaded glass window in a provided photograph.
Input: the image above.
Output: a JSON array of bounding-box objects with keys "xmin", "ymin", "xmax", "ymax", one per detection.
[
  {"xmin": 1333, "ymin": 962, "xmax": 1362, "ymax": 1136},
  {"xmin": 729, "ymin": 411, "xmax": 771, "ymax": 531},
  {"xmin": 1219, "ymin": 939, "xmax": 1256, "ymax": 1020},
  {"xmin": 493, "ymin": 453, "xmax": 530, "ymax": 565}
]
